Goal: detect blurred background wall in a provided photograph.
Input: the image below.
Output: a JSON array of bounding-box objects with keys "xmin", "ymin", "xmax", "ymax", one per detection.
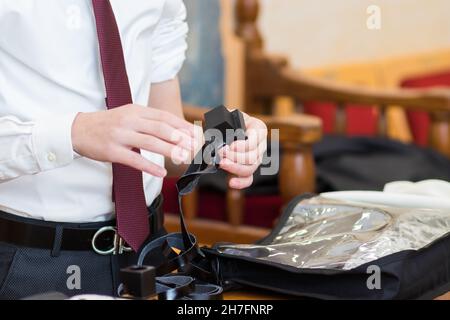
[
  {"xmin": 179, "ymin": 0, "xmax": 224, "ymax": 107},
  {"xmin": 259, "ymin": 0, "xmax": 450, "ymax": 69},
  {"xmin": 179, "ymin": 0, "xmax": 450, "ymax": 106}
]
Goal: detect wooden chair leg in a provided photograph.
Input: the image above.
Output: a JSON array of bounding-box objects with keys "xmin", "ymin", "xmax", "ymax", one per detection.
[
  {"xmin": 181, "ymin": 189, "xmax": 198, "ymax": 221},
  {"xmin": 430, "ymin": 112, "xmax": 450, "ymax": 158},
  {"xmin": 279, "ymin": 143, "xmax": 316, "ymax": 203},
  {"xmin": 226, "ymin": 175, "xmax": 245, "ymax": 226}
]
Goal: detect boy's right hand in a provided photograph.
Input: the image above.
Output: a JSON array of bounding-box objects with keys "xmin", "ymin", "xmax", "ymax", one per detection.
[{"xmin": 71, "ymin": 104, "xmax": 196, "ymax": 177}]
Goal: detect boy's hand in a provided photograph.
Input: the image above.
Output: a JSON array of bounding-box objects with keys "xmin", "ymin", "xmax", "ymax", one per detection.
[
  {"xmin": 218, "ymin": 112, "xmax": 268, "ymax": 189},
  {"xmin": 71, "ymin": 104, "xmax": 195, "ymax": 177}
]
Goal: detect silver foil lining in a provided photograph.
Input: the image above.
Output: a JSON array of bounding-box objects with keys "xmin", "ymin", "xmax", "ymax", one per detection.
[{"xmin": 218, "ymin": 196, "xmax": 450, "ymax": 270}]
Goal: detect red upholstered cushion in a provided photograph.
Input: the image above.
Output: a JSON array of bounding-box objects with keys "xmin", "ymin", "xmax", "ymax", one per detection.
[
  {"xmin": 345, "ymin": 104, "xmax": 379, "ymax": 136},
  {"xmin": 162, "ymin": 177, "xmax": 282, "ymax": 228},
  {"xmin": 162, "ymin": 177, "xmax": 181, "ymax": 216},
  {"xmin": 303, "ymin": 102, "xmax": 336, "ymax": 134},
  {"xmin": 304, "ymin": 102, "xmax": 378, "ymax": 136},
  {"xmin": 400, "ymin": 70, "xmax": 450, "ymax": 146}
]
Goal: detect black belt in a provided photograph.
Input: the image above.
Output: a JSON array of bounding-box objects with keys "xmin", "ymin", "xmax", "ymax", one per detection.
[{"xmin": 0, "ymin": 195, "xmax": 164, "ymax": 254}]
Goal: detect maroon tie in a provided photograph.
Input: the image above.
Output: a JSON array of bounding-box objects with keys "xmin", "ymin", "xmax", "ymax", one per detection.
[{"xmin": 92, "ymin": 0, "xmax": 149, "ymax": 251}]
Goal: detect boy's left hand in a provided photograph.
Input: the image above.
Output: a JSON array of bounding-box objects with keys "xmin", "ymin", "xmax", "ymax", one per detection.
[{"xmin": 218, "ymin": 112, "xmax": 268, "ymax": 189}]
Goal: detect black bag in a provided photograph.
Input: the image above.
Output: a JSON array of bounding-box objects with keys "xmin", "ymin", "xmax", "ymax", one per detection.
[
  {"xmin": 314, "ymin": 135, "xmax": 450, "ymax": 192},
  {"xmin": 203, "ymin": 193, "xmax": 450, "ymax": 300}
]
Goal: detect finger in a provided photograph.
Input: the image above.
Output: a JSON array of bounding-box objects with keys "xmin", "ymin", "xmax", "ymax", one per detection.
[
  {"xmin": 125, "ymin": 132, "xmax": 190, "ymax": 163},
  {"xmin": 222, "ymin": 147, "xmax": 261, "ymax": 165},
  {"xmin": 134, "ymin": 119, "xmax": 194, "ymax": 152},
  {"xmin": 141, "ymin": 108, "xmax": 195, "ymax": 137},
  {"xmin": 229, "ymin": 117, "xmax": 267, "ymax": 153},
  {"xmin": 229, "ymin": 128, "xmax": 259, "ymax": 152},
  {"xmin": 254, "ymin": 139, "xmax": 268, "ymax": 161},
  {"xmin": 114, "ymin": 147, "xmax": 167, "ymax": 177},
  {"xmin": 225, "ymin": 139, "xmax": 267, "ymax": 166},
  {"xmin": 242, "ymin": 114, "xmax": 267, "ymax": 138},
  {"xmin": 193, "ymin": 124, "xmax": 205, "ymax": 154},
  {"xmin": 229, "ymin": 175, "xmax": 254, "ymax": 189},
  {"xmin": 241, "ymin": 110, "xmax": 251, "ymax": 122},
  {"xmin": 220, "ymin": 157, "xmax": 260, "ymax": 177},
  {"xmin": 249, "ymin": 118, "xmax": 268, "ymax": 144}
]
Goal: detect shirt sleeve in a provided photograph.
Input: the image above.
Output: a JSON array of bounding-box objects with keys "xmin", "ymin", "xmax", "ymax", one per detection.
[
  {"xmin": 150, "ymin": 0, "xmax": 188, "ymax": 83},
  {"xmin": 0, "ymin": 112, "xmax": 78, "ymax": 183}
]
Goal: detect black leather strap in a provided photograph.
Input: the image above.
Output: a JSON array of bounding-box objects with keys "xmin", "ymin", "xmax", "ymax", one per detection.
[
  {"xmin": 156, "ymin": 275, "xmax": 195, "ymax": 300},
  {"xmin": 185, "ymin": 282, "xmax": 223, "ymax": 300},
  {"xmin": 154, "ymin": 275, "xmax": 223, "ymax": 300},
  {"xmin": 135, "ymin": 149, "xmax": 223, "ymax": 300}
]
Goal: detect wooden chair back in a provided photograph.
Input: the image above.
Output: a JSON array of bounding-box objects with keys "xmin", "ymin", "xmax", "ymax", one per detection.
[{"xmin": 235, "ymin": 0, "xmax": 450, "ymax": 158}]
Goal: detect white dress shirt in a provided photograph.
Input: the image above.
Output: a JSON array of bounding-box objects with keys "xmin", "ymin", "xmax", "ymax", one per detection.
[{"xmin": 0, "ymin": 0, "xmax": 188, "ymax": 222}]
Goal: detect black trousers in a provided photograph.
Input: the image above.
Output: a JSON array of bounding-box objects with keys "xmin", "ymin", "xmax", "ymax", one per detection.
[{"xmin": 0, "ymin": 199, "xmax": 166, "ymax": 300}]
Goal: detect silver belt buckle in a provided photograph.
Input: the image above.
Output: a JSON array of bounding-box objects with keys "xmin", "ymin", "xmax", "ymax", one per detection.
[{"xmin": 91, "ymin": 226, "xmax": 133, "ymax": 255}]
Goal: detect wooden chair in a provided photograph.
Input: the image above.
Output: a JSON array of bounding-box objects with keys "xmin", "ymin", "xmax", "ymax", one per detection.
[
  {"xmin": 165, "ymin": 0, "xmax": 450, "ymax": 245},
  {"xmin": 235, "ymin": 0, "xmax": 450, "ymax": 158}
]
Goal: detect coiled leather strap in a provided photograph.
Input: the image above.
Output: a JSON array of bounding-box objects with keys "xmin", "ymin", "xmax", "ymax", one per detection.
[{"xmin": 134, "ymin": 146, "xmax": 223, "ymax": 300}]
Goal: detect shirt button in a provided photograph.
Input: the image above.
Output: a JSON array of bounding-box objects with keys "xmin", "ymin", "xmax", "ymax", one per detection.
[{"xmin": 47, "ymin": 152, "xmax": 57, "ymax": 162}]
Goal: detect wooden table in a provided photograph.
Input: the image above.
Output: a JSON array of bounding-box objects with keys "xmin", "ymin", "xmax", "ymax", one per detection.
[{"xmin": 224, "ymin": 289, "xmax": 292, "ymax": 300}]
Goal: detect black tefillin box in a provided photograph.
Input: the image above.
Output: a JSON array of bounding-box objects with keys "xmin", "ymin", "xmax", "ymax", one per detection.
[
  {"xmin": 204, "ymin": 105, "xmax": 247, "ymax": 146},
  {"xmin": 120, "ymin": 265, "xmax": 156, "ymax": 299}
]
